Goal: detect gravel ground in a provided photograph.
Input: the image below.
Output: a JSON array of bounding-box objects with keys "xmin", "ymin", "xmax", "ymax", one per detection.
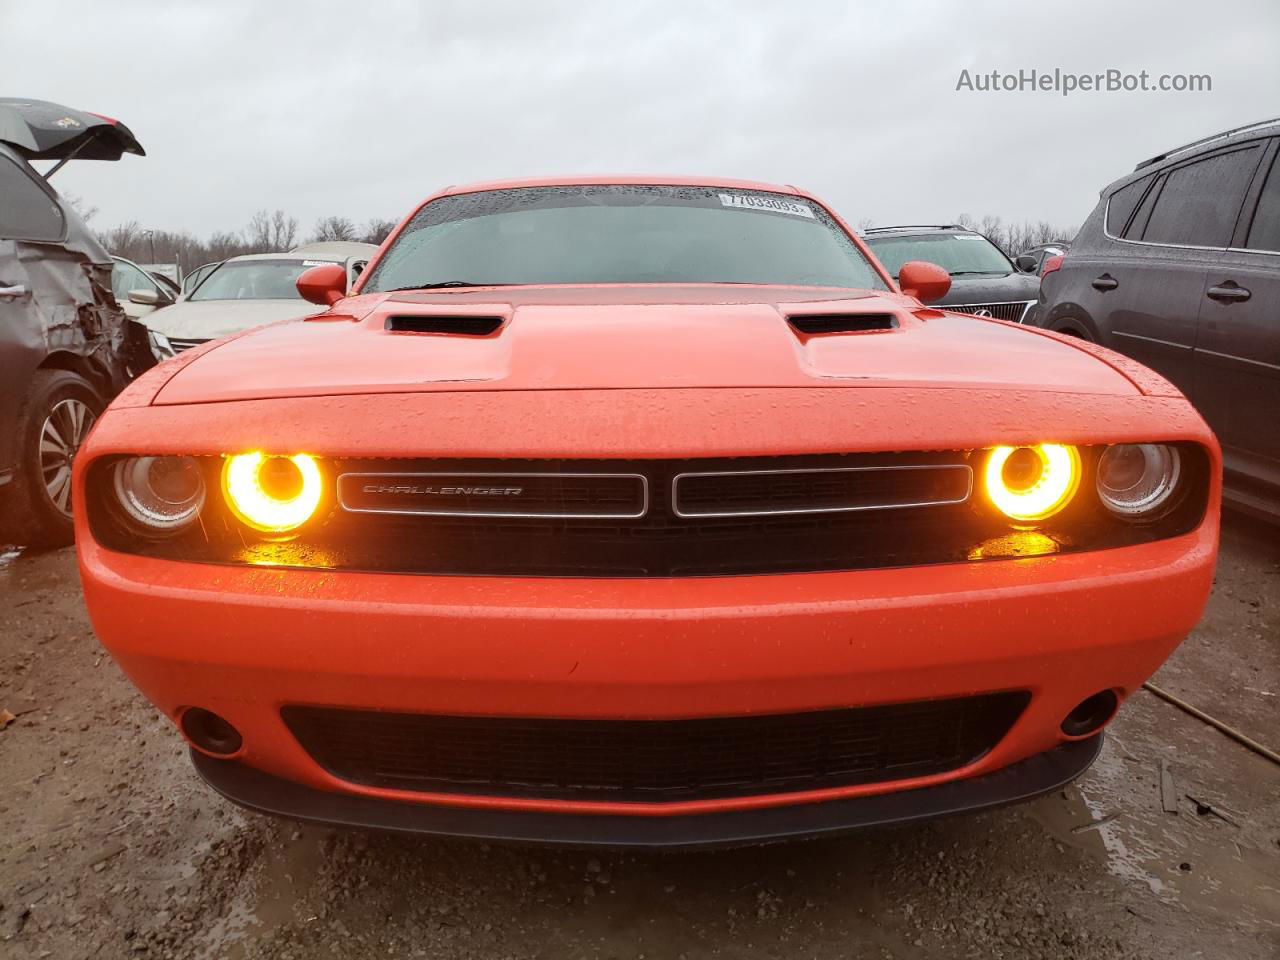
[{"xmin": 1, "ymin": 517, "xmax": 1277, "ymax": 960}]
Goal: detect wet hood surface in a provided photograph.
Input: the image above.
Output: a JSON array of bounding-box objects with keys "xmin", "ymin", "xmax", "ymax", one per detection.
[{"xmin": 153, "ymin": 285, "xmax": 1136, "ymax": 405}]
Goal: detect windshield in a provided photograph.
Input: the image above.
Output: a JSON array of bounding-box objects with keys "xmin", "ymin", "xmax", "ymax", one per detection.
[
  {"xmin": 363, "ymin": 185, "xmax": 888, "ymax": 291},
  {"xmin": 190, "ymin": 259, "xmax": 335, "ymax": 301},
  {"xmin": 865, "ymin": 233, "xmax": 1012, "ymax": 278}
]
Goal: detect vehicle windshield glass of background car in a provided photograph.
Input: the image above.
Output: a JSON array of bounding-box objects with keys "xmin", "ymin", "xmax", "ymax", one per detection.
[
  {"xmin": 189, "ymin": 259, "xmax": 324, "ymax": 300},
  {"xmin": 363, "ymin": 185, "xmax": 888, "ymax": 290},
  {"xmin": 867, "ymin": 233, "xmax": 1013, "ymax": 278}
]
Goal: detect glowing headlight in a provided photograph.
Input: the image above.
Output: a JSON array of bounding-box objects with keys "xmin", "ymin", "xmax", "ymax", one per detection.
[
  {"xmin": 1096, "ymin": 444, "xmax": 1181, "ymax": 518},
  {"xmin": 112, "ymin": 456, "xmax": 206, "ymax": 534},
  {"xmin": 222, "ymin": 453, "xmax": 322, "ymax": 533},
  {"xmin": 984, "ymin": 444, "xmax": 1080, "ymax": 522}
]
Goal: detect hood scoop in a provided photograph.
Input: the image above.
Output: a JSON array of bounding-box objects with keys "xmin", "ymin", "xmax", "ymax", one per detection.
[
  {"xmin": 787, "ymin": 313, "xmax": 898, "ymax": 335},
  {"xmin": 386, "ymin": 315, "xmax": 504, "ymax": 336}
]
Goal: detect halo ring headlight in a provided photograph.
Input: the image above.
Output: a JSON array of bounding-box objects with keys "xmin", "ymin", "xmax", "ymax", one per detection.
[
  {"xmin": 222, "ymin": 452, "xmax": 322, "ymax": 533},
  {"xmin": 984, "ymin": 444, "xmax": 1080, "ymax": 522},
  {"xmin": 1096, "ymin": 444, "xmax": 1181, "ymax": 518}
]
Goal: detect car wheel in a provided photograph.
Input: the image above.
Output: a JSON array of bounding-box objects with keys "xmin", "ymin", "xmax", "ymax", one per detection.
[{"xmin": 0, "ymin": 369, "xmax": 104, "ymax": 549}]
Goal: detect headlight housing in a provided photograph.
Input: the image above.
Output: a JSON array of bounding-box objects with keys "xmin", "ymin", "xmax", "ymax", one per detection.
[
  {"xmin": 148, "ymin": 330, "xmax": 176, "ymax": 361},
  {"xmin": 111, "ymin": 456, "xmax": 206, "ymax": 534},
  {"xmin": 222, "ymin": 452, "xmax": 323, "ymax": 533},
  {"xmin": 1096, "ymin": 443, "xmax": 1182, "ymax": 518},
  {"xmin": 983, "ymin": 443, "xmax": 1081, "ymax": 522}
]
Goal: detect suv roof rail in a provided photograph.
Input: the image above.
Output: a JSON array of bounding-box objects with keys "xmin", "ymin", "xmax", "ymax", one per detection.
[
  {"xmin": 1135, "ymin": 116, "xmax": 1280, "ymax": 171},
  {"xmin": 863, "ymin": 224, "xmax": 968, "ymax": 233}
]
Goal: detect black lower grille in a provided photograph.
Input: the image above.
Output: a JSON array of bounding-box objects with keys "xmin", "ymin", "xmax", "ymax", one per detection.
[{"xmin": 282, "ymin": 693, "xmax": 1029, "ymax": 802}]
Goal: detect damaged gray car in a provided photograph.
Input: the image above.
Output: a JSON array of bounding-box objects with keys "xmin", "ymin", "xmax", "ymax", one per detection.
[{"xmin": 0, "ymin": 98, "xmax": 154, "ymax": 547}]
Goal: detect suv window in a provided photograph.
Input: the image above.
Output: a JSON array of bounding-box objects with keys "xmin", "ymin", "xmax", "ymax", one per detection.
[
  {"xmin": 1106, "ymin": 175, "xmax": 1153, "ymax": 236},
  {"xmin": 1245, "ymin": 152, "xmax": 1280, "ymax": 253},
  {"xmin": 1141, "ymin": 145, "xmax": 1262, "ymax": 247},
  {"xmin": 1125, "ymin": 175, "xmax": 1164, "ymax": 239},
  {"xmin": 0, "ymin": 154, "xmax": 65, "ymax": 242}
]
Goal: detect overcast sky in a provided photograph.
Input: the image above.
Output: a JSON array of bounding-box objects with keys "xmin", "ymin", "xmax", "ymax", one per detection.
[{"xmin": 5, "ymin": 0, "xmax": 1278, "ymax": 239}]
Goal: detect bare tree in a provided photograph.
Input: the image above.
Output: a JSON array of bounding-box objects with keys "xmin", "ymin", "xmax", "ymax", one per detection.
[
  {"xmin": 952, "ymin": 214, "xmax": 1076, "ymax": 255},
  {"xmin": 360, "ymin": 218, "xmax": 397, "ymax": 245},
  {"xmin": 245, "ymin": 209, "xmax": 299, "ymax": 252},
  {"xmin": 270, "ymin": 209, "xmax": 298, "ymax": 250},
  {"xmin": 311, "ymin": 216, "xmax": 357, "ymax": 242}
]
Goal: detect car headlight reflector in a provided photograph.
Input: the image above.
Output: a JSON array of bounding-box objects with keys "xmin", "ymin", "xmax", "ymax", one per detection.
[
  {"xmin": 112, "ymin": 456, "xmax": 206, "ymax": 533},
  {"xmin": 984, "ymin": 444, "xmax": 1080, "ymax": 521},
  {"xmin": 1096, "ymin": 444, "xmax": 1181, "ymax": 518},
  {"xmin": 223, "ymin": 452, "xmax": 322, "ymax": 532}
]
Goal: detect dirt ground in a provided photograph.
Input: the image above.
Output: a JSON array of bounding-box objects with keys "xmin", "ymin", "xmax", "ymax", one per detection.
[{"xmin": 1, "ymin": 517, "xmax": 1277, "ymax": 960}]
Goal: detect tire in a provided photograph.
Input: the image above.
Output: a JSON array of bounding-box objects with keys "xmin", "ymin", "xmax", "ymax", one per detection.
[
  {"xmin": 0, "ymin": 369, "xmax": 104, "ymax": 549},
  {"xmin": 1053, "ymin": 323, "xmax": 1095, "ymax": 343}
]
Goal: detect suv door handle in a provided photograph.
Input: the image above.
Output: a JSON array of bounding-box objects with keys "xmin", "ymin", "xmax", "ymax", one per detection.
[
  {"xmin": 1206, "ymin": 282, "xmax": 1251, "ymax": 303},
  {"xmin": 0, "ymin": 284, "xmax": 27, "ymax": 298},
  {"xmin": 1091, "ymin": 275, "xmax": 1118, "ymax": 291}
]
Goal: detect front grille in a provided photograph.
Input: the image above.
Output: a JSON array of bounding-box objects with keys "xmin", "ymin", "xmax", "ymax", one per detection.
[
  {"xmin": 338, "ymin": 471, "xmax": 647, "ymax": 518},
  {"xmin": 167, "ymin": 336, "xmax": 210, "ymax": 352},
  {"xmin": 306, "ymin": 452, "xmax": 989, "ymax": 576},
  {"xmin": 282, "ymin": 693, "xmax": 1030, "ymax": 802},
  {"xmin": 945, "ymin": 301, "xmax": 1033, "ymax": 323},
  {"xmin": 672, "ymin": 464, "xmax": 971, "ymax": 517}
]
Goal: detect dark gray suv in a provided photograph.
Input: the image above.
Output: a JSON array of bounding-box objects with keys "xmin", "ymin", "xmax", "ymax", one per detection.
[
  {"xmin": 0, "ymin": 99, "xmax": 152, "ymax": 547},
  {"xmin": 1035, "ymin": 117, "xmax": 1280, "ymax": 520}
]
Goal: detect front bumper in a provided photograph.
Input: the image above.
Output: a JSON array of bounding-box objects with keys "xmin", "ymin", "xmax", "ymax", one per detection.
[
  {"xmin": 191, "ymin": 736, "xmax": 1102, "ymax": 848},
  {"xmin": 78, "ymin": 510, "xmax": 1216, "ymax": 833}
]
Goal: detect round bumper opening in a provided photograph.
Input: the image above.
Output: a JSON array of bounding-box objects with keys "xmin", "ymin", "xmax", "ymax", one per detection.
[
  {"xmin": 1060, "ymin": 690, "xmax": 1119, "ymax": 739},
  {"xmin": 180, "ymin": 708, "xmax": 244, "ymax": 757}
]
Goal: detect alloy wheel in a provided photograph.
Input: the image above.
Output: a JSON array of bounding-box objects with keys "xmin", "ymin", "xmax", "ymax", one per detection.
[{"xmin": 40, "ymin": 397, "xmax": 96, "ymax": 517}]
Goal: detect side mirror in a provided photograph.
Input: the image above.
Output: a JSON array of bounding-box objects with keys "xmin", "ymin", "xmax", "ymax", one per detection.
[
  {"xmin": 898, "ymin": 261, "xmax": 951, "ymax": 303},
  {"xmin": 297, "ymin": 263, "xmax": 347, "ymax": 306},
  {"xmin": 1014, "ymin": 254, "xmax": 1038, "ymax": 273},
  {"xmin": 127, "ymin": 288, "xmax": 160, "ymax": 306}
]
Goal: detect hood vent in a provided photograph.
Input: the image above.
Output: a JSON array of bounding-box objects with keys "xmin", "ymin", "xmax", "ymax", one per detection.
[
  {"xmin": 787, "ymin": 313, "xmax": 898, "ymax": 335},
  {"xmin": 385, "ymin": 315, "xmax": 504, "ymax": 336}
]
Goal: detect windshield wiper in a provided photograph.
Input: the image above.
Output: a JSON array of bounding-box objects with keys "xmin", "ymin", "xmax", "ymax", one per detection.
[
  {"xmin": 948, "ymin": 270, "xmax": 1005, "ymax": 276},
  {"xmin": 386, "ymin": 281, "xmax": 511, "ymax": 291}
]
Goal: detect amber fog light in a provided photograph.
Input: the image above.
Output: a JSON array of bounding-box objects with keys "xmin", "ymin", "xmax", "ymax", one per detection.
[
  {"xmin": 1096, "ymin": 444, "xmax": 1181, "ymax": 518},
  {"xmin": 179, "ymin": 708, "xmax": 243, "ymax": 756},
  {"xmin": 111, "ymin": 456, "xmax": 206, "ymax": 534}
]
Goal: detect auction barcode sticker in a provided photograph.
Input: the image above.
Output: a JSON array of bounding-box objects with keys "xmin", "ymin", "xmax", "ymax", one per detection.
[{"xmin": 719, "ymin": 193, "xmax": 816, "ymax": 218}]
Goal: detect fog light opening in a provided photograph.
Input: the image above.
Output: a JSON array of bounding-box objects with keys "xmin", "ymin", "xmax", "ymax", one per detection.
[
  {"xmin": 179, "ymin": 707, "xmax": 243, "ymax": 757},
  {"xmin": 1060, "ymin": 690, "xmax": 1119, "ymax": 738}
]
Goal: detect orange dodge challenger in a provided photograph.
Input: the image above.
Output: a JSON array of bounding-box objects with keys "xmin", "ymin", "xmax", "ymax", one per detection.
[{"xmin": 76, "ymin": 177, "xmax": 1219, "ymax": 847}]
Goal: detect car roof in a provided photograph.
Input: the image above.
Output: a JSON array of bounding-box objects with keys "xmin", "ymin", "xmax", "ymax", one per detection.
[
  {"xmin": 862, "ymin": 225, "xmax": 978, "ymax": 238},
  {"xmin": 1104, "ymin": 115, "xmax": 1280, "ymax": 196},
  {"xmin": 223, "ymin": 251, "xmax": 345, "ymax": 264},
  {"xmin": 438, "ymin": 174, "xmax": 802, "ymax": 197},
  {"xmin": 289, "ymin": 240, "xmax": 378, "ymax": 258}
]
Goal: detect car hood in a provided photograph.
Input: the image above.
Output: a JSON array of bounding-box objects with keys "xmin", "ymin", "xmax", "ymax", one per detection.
[
  {"xmin": 152, "ymin": 285, "xmax": 1137, "ymax": 405},
  {"xmin": 934, "ymin": 272, "xmax": 1042, "ymax": 307},
  {"xmin": 146, "ymin": 299, "xmax": 325, "ymax": 340}
]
